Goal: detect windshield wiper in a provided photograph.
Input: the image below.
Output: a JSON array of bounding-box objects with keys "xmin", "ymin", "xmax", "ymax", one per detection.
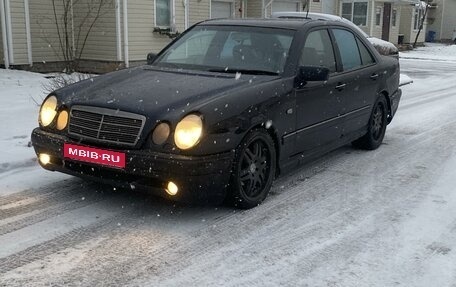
[{"xmin": 208, "ymin": 68, "xmax": 279, "ymax": 76}]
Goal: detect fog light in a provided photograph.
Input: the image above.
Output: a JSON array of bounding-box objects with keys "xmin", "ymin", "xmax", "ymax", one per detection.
[
  {"xmin": 39, "ymin": 153, "xmax": 51, "ymax": 165},
  {"xmin": 166, "ymin": 181, "xmax": 178, "ymax": 196}
]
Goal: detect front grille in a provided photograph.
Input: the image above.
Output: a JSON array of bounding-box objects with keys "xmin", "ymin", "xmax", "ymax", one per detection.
[{"xmin": 68, "ymin": 106, "xmax": 146, "ymax": 147}]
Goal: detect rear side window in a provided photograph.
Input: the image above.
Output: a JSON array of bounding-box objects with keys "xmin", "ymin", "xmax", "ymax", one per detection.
[
  {"xmin": 300, "ymin": 29, "xmax": 336, "ymax": 73},
  {"xmin": 356, "ymin": 38, "xmax": 375, "ymax": 65},
  {"xmin": 332, "ymin": 29, "xmax": 362, "ymax": 71}
]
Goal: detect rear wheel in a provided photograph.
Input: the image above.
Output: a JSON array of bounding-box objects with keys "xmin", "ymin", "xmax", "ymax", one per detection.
[
  {"xmin": 352, "ymin": 95, "xmax": 388, "ymax": 150},
  {"xmin": 230, "ymin": 129, "xmax": 276, "ymax": 209}
]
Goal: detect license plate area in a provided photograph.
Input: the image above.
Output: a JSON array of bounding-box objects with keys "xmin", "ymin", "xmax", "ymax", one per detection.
[{"xmin": 63, "ymin": 143, "xmax": 126, "ymax": 169}]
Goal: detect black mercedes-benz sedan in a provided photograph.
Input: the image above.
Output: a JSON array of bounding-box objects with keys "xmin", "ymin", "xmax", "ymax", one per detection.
[{"xmin": 32, "ymin": 18, "xmax": 401, "ymax": 208}]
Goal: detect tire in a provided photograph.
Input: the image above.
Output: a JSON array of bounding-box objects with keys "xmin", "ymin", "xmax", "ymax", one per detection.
[
  {"xmin": 352, "ymin": 95, "xmax": 388, "ymax": 150},
  {"xmin": 229, "ymin": 129, "xmax": 276, "ymax": 209}
]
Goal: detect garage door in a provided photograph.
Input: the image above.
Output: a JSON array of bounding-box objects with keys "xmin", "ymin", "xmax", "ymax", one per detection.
[
  {"xmin": 272, "ymin": 1, "xmax": 300, "ymax": 12},
  {"xmin": 211, "ymin": 1, "xmax": 233, "ymax": 18}
]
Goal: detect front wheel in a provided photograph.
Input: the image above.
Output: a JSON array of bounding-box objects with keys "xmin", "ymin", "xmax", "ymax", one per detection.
[
  {"xmin": 352, "ymin": 95, "xmax": 388, "ymax": 150},
  {"xmin": 230, "ymin": 129, "xmax": 276, "ymax": 209}
]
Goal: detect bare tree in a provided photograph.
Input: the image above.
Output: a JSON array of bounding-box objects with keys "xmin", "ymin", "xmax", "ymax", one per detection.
[{"xmin": 46, "ymin": 0, "xmax": 113, "ymax": 73}]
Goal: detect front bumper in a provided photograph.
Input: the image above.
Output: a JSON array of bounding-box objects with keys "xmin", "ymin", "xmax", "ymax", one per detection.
[{"xmin": 31, "ymin": 128, "xmax": 235, "ymax": 203}]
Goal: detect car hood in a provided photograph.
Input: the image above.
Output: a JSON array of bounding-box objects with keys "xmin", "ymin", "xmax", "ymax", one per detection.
[{"xmin": 57, "ymin": 66, "xmax": 276, "ymax": 119}]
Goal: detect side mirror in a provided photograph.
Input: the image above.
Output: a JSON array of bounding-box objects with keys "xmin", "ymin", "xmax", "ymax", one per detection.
[
  {"xmin": 295, "ymin": 66, "xmax": 330, "ymax": 88},
  {"xmin": 147, "ymin": 52, "xmax": 157, "ymax": 65}
]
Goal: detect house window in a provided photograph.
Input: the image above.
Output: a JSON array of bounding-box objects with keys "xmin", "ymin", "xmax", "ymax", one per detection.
[
  {"xmin": 342, "ymin": 3, "xmax": 353, "ymax": 21},
  {"xmin": 341, "ymin": 2, "xmax": 368, "ymax": 26},
  {"xmin": 413, "ymin": 8, "xmax": 422, "ymax": 30},
  {"xmin": 375, "ymin": 7, "xmax": 381, "ymax": 26},
  {"xmin": 392, "ymin": 9, "xmax": 397, "ymax": 27},
  {"xmin": 156, "ymin": 0, "xmax": 171, "ymax": 27}
]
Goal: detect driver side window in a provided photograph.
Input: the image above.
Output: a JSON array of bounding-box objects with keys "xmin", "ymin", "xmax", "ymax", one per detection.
[{"xmin": 300, "ymin": 29, "xmax": 337, "ymax": 73}]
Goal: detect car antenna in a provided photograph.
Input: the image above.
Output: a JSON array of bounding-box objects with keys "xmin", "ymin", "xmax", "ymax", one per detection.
[{"xmin": 305, "ymin": 0, "xmax": 310, "ymax": 18}]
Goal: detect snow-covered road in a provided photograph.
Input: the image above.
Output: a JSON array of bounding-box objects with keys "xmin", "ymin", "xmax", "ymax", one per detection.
[{"xmin": 1, "ymin": 54, "xmax": 456, "ymax": 286}]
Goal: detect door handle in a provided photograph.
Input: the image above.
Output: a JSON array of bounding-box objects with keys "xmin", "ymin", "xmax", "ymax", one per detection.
[
  {"xmin": 370, "ymin": 73, "xmax": 379, "ymax": 80},
  {"xmin": 335, "ymin": 83, "xmax": 346, "ymax": 90}
]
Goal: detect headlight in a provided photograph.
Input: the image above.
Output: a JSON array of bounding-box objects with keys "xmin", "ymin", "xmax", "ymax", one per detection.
[
  {"xmin": 152, "ymin": 122, "xmax": 170, "ymax": 145},
  {"xmin": 39, "ymin": 96, "xmax": 58, "ymax": 127},
  {"xmin": 56, "ymin": 110, "xmax": 69, "ymax": 130},
  {"xmin": 174, "ymin": 114, "xmax": 203, "ymax": 150}
]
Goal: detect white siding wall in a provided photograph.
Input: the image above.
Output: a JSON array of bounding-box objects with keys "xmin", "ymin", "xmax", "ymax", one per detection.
[
  {"xmin": 441, "ymin": 0, "xmax": 456, "ymax": 40},
  {"xmin": 0, "ymin": 7, "xmax": 3, "ymax": 65},
  {"xmin": 426, "ymin": 0, "xmax": 456, "ymax": 41},
  {"xmin": 399, "ymin": 3, "xmax": 411, "ymax": 42},
  {"xmin": 126, "ymin": 1, "xmax": 171, "ymax": 61},
  {"xmin": 73, "ymin": 1, "xmax": 117, "ymax": 61},
  {"xmin": 336, "ymin": 0, "xmax": 401, "ymax": 44},
  {"xmin": 400, "ymin": 5, "xmax": 425, "ymax": 44},
  {"xmin": 175, "ymin": 0, "xmax": 186, "ymax": 31},
  {"xmin": 426, "ymin": 0, "xmax": 443, "ymax": 40},
  {"xmin": 309, "ymin": 0, "xmax": 322, "ymax": 12},
  {"xmin": 246, "ymin": 0, "xmax": 263, "ymax": 17},
  {"xmin": 189, "ymin": 0, "xmax": 210, "ymax": 25},
  {"xmin": 389, "ymin": 5, "xmax": 400, "ymax": 45},
  {"xmin": 10, "ymin": 0, "xmax": 28, "ymax": 64},
  {"xmin": 234, "ymin": 0, "xmax": 243, "ymax": 18},
  {"xmin": 29, "ymin": 0, "xmax": 65, "ymax": 62},
  {"xmin": 371, "ymin": 2, "xmax": 401, "ymax": 44},
  {"xmin": 29, "ymin": 0, "xmax": 120, "ymax": 65},
  {"xmin": 367, "ymin": 1, "xmax": 381, "ymax": 38}
]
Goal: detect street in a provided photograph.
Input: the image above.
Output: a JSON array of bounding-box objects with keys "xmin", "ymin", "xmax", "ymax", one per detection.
[{"xmin": 1, "ymin": 57, "xmax": 456, "ymax": 286}]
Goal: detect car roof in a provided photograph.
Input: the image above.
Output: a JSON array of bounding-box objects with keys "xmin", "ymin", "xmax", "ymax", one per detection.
[
  {"xmin": 199, "ymin": 18, "xmax": 314, "ymax": 30},
  {"xmin": 271, "ymin": 12, "xmax": 370, "ymax": 37}
]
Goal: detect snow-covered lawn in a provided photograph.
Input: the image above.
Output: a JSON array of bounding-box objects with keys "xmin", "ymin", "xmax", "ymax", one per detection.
[
  {"xmin": 0, "ymin": 45, "xmax": 456, "ymax": 286},
  {"xmin": 399, "ymin": 43, "xmax": 456, "ymax": 62},
  {"xmin": 0, "ymin": 70, "xmax": 46, "ymax": 164}
]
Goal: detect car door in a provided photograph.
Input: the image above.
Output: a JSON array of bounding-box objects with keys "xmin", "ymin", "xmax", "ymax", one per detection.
[
  {"xmin": 294, "ymin": 28, "xmax": 346, "ymax": 154},
  {"xmin": 331, "ymin": 28, "xmax": 381, "ymax": 137}
]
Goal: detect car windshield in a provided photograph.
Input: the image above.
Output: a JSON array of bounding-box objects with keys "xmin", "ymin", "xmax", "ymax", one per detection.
[{"xmin": 153, "ymin": 25, "xmax": 295, "ymax": 75}]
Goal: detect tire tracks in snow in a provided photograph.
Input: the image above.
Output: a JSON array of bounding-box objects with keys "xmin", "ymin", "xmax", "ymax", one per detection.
[
  {"xmin": 0, "ymin": 206, "xmax": 137, "ymax": 275},
  {"xmin": 0, "ymin": 178, "xmax": 84, "ymax": 206},
  {"xmin": 0, "ymin": 158, "xmax": 36, "ymax": 176},
  {"xmin": 23, "ymin": 122, "xmax": 449, "ymax": 287},
  {"xmin": 59, "ymin": 110, "xmax": 456, "ymax": 286},
  {"xmin": 0, "ymin": 190, "xmax": 106, "ymax": 236},
  {"xmin": 136, "ymin": 117, "xmax": 456, "ymax": 286},
  {"xmin": 1, "ymin": 120, "xmax": 452, "ymax": 286},
  {"xmin": 0, "ymin": 184, "xmax": 89, "ymax": 221},
  {"xmin": 399, "ymin": 90, "xmax": 456, "ymax": 111}
]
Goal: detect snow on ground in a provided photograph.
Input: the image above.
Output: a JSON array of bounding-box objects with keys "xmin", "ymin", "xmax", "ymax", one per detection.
[
  {"xmin": 0, "ymin": 69, "xmax": 46, "ymax": 164},
  {"xmin": 400, "ymin": 43, "xmax": 456, "ymax": 62},
  {"xmin": 0, "ymin": 70, "xmax": 71, "ymax": 196},
  {"xmin": 399, "ymin": 73, "xmax": 413, "ymax": 86},
  {"xmin": 397, "ymin": 43, "xmax": 456, "ymax": 86},
  {"xmin": 1, "ymin": 45, "xmax": 456, "ymax": 286}
]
